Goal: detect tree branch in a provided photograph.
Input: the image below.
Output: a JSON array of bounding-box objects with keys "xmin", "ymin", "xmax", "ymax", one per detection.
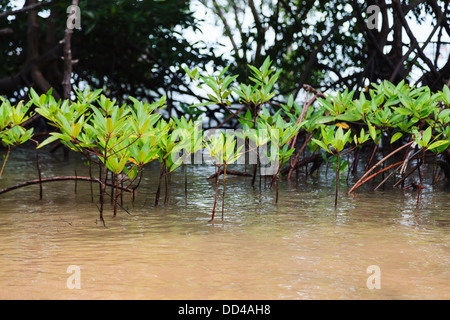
[
  {"xmin": 294, "ymin": 14, "xmax": 354, "ymax": 100},
  {"xmin": 0, "ymin": 176, "xmax": 133, "ymax": 196},
  {"xmin": 391, "ymin": 11, "xmax": 442, "ymax": 82},
  {"xmin": 393, "ymin": 0, "xmax": 440, "ymax": 79},
  {"xmin": 0, "ymin": 27, "xmax": 13, "ymax": 35},
  {"xmin": 62, "ymin": 0, "xmax": 79, "ymax": 100},
  {"xmin": 210, "ymin": 0, "xmax": 241, "ymax": 59},
  {"xmin": 0, "ymin": 1, "xmax": 53, "ymax": 19},
  {"xmin": 248, "ymin": 0, "xmax": 265, "ymax": 61}
]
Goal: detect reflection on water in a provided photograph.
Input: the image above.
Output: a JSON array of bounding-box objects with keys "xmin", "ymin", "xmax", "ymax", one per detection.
[{"xmin": 0, "ymin": 148, "xmax": 449, "ymax": 299}]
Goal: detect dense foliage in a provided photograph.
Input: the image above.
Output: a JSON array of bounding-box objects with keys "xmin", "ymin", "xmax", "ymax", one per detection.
[
  {"xmin": 2, "ymin": 1, "xmax": 450, "ymax": 111},
  {"xmin": 2, "ymin": 1, "xmax": 450, "ymax": 224},
  {"xmin": 0, "ymin": 0, "xmax": 220, "ymax": 105},
  {"xmin": 1, "ymin": 58, "xmax": 450, "ymax": 224}
]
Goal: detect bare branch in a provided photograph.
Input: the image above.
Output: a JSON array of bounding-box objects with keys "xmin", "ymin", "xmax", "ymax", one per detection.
[
  {"xmin": 209, "ymin": 0, "xmax": 241, "ymax": 59},
  {"xmin": 248, "ymin": 0, "xmax": 265, "ymax": 60},
  {"xmin": 0, "ymin": 176, "xmax": 132, "ymax": 196},
  {"xmin": 62, "ymin": 0, "xmax": 79, "ymax": 100},
  {"xmin": 0, "ymin": 1, "xmax": 53, "ymax": 19},
  {"xmin": 294, "ymin": 14, "xmax": 354, "ymax": 99},
  {"xmin": 393, "ymin": 0, "xmax": 440, "ymax": 78},
  {"xmin": 391, "ymin": 12, "xmax": 443, "ymax": 82},
  {"xmin": 0, "ymin": 27, "xmax": 13, "ymax": 35}
]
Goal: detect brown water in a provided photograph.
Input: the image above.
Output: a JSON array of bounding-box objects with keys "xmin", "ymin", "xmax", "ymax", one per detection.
[{"xmin": 0, "ymin": 148, "xmax": 449, "ymax": 299}]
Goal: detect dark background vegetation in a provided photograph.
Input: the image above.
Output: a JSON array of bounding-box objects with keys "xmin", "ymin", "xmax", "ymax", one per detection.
[{"xmin": 1, "ymin": 0, "xmax": 450, "ymax": 118}]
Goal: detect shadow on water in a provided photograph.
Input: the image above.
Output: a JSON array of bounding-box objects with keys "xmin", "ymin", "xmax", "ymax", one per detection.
[{"xmin": 0, "ymin": 148, "xmax": 449, "ymax": 299}]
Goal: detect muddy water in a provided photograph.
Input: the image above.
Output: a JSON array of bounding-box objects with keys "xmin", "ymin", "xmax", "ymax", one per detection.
[{"xmin": 0, "ymin": 148, "xmax": 449, "ymax": 299}]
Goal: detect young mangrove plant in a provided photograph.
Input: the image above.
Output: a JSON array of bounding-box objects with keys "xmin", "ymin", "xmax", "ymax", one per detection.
[
  {"xmin": 312, "ymin": 125, "xmax": 352, "ymax": 209},
  {"xmin": 256, "ymin": 108, "xmax": 303, "ymax": 203},
  {"xmin": 411, "ymin": 126, "xmax": 450, "ymax": 206},
  {"xmin": 186, "ymin": 57, "xmax": 282, "ymax": 187},
  {"xmin": 171, "ymin": 116, "xmax": 203, "ymax": 199},
  {"xmin": 204, "ymin": 130, "xmax": 243, "ymax": 222},
  {"xmin": 2, "ymin": 57, "xmax": 450, "ymax": 224},
  {"xmin": 307, "ymin": 80, "xmax": 450, "ymax": 198},
  {"xmin": 153, "ymin": 118, "xmax": 191, "ymax": 206},
  {"xmin": 31, "ymin": 87, "xmax": 166, "ymax": 224},
  {"xmin": 0, "ymin": 98, "xmax": 34, "ymax": 178}
]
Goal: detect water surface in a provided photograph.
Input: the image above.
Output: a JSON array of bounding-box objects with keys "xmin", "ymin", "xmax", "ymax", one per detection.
[{"xmin": 0, "ymin": 148, "xmax": 449, "ymax": 299}]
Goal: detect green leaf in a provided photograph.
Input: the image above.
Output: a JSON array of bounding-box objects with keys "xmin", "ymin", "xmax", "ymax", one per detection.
[
  {"xmin": 37, "ymin": 133, "xmax": 64, "ymax": 149},
  {"xmin": 29, "ymin": 88, "xmax": 41, "ymax": 105},
  {"xmin": 287, "ymin": 95, "xmax": 294, "ymax": 108},
  {"xmin": 218, "ymin": 65, "xmax": 230, "ymax": 79},
  {"xmin": 393, "ymin": 107, "xmax": 413, "ymax": 116},
  {"xmin": 106, "ymin": 157, "xmax": 118, "ymax": 173},
  {"xmin": 56, "ymin": 112, "xmax": 72, "ymax": 134},
  {"xmin": 260, "ymin": 56, "xmax": 272, "ymax": 73},
  {"xmin": 443, "ymin": 85, "xmax": 450, "ymax": 104},
  {"xmin": 116, "ymin": 156, "xmax": 129, "ymax": 174},
  {"xmin": 248, "ymin": 64, "xmax": 263, "ymax": 78},
  {"xmin": 368, "ymin": 123, "xmax": 377, "ymax": 141},
  {"xmin": 336, "ymin": 113, "xmax": 361, "ymax": 122},
  {"xmin": 318, "ymin": 98, "xmax": 334, "ymax": 113},
  {"xmin": 315, "ymin": 116, "xmax": 336, "ymax": 124},
  {"xmin": 427, "ymin": 140, "xmax": 450, "ymax": 151},
  {"xmin": 439, "ymin": 109, "xmax": 450, "ymax": 121},
  {"xmin": 312, "ymin": 138, "xmax": 331, "ymax": 153},
  {"xmin": 335, "ymin": 139, "xmax": 344, "ymax": 152},
  {"xmin": 384, "ymin": 97, "xmax": 401, "ymax": 108},
  {"xmin": 422, "ymin": 127, "xmax": 432, "ymax": 145},
  {"xmin": 390, "ymin": 132, "xmax": 403, "ymax": 144}
]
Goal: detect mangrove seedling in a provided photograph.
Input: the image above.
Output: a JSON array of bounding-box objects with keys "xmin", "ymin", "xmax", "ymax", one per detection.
[
  {"xmin": 312, "ymin": 125, "xmax": 352, "ymax": 209},
  {"xmin": 256, "ymin": 109, "xmax": 303, "ymax": 203},
  {"xmin": 204, "ymin": 131, "xmax": 244, "ymax": 221},
  {"xmin": 171, "ymin": 116, "xmax": 203, "ymax": 199},
  {"xmin": 0, "ymin": 98, "xmax": 34, "ymax": 178},
  {"xmin": 32, "ymin": 87, "xmax": 166, "ymax": 224},
  {"xmin": 412, "ymin": 126, "xmax": 450, "ymax": 206}
]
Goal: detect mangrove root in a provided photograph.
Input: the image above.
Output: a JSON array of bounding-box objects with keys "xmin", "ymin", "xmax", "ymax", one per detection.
[
  {"xmin": 0, "ymin": 176, "xmax": 133, "ymax": 196},
  {"xmin": 207, "ymin": 169, "xmax": 252, "ymax": 180}
]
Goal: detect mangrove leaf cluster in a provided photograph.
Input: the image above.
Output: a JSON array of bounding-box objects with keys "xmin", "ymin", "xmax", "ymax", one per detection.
[{"xmin": 1, "ymin": 58, "xmax": 450, "ymax": 224}]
